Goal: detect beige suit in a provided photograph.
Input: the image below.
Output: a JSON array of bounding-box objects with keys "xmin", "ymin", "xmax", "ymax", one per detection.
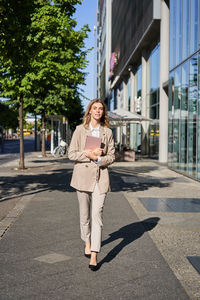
[
  {"xmin": 68, "ymin": 124, "xmax": 115, "ymax": 194},
  {"xmin": 68, "ymin": 124, "xmax": 115, "ymax": 252}
]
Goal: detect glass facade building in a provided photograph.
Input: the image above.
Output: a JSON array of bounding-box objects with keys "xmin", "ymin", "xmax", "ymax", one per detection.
[
  {"xmin": 168, "ymin": 0, "xmax": 200, "ymax": 180},
  {"xmin": 99, "ymin": 0, "xmax": 200, "ymax": 179}
]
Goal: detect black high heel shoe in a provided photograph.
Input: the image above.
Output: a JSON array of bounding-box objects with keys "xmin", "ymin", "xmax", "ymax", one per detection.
[
  {"xmin": 84, "ymin": 253, "xmax": 91, "ymax": 259},
  {"xmin": 89, "ymin": 264, "xmax": 99, "ymax": 271}
]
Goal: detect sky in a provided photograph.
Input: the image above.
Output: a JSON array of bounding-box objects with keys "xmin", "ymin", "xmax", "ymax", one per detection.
[{"xmin": 74, "ymin": 0, "xmax": 97, "ymax": 111}]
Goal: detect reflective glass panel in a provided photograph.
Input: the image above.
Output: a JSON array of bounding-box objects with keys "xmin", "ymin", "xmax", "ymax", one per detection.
[
  {"xmin": 189, "ymin": 0, "xmax": 199, "ymax": 55},
  {"xmin": 199, "ymin": 0, "xmax": 200, "ymax": 49},
  {"xmin": 180, "ymin": 62, "xmax": 189, "ymax": 171},
  {"xmin": 136, "ymin": 65, "xmax": 142, "ymax": 115},
  {"xmin": 182, "ymin": 0, "xmax": 189, "ymax": 61},
  {"xmin": 175, "ymin": 0, "xmax": 182, "ymax": 66},
  {"xmin": 174, "ymin": 68, "xmax": 181, "ymax": 111},
  {"xmin": 168, "ymin": 73, "xmax": 174, "ymax": 167},
  {"xmin": 149, "ymin": 44, "xmax": 160, "ymax": 157},
  {"xmin": 128, "ymin": 77, "xmax": 131, "ymax": 111},
  {"xmin": 137, "ymin": 65, "xmax": 142, "ymax": 97},
  {"xmin": 150, "ymin": 44, "xmax": 160, "ymax": 92},
  {"xmin": 188, "ymin": 55, "xmax": 198, "ymax": 176},
  {"xmin": 118, "ymin": 82, "xmax": 124, "ymax": 109},
  {"xmin": 169, "ymin": 0, "xmax": 176, "ymax": 70},
  {"xmin": 110, "ymin": 89, "xmax": 115, "ymax": 111},
  {"xmin": 173, "ymin": 68, "xmax": 181, "ymax": 169},
  {"xmin": 149, "ymin": 122, "xmax": 159, "ymax": 158},
  {"xmin": 197, "ymin": 53, "xmax": 200, "ymax": 179}
]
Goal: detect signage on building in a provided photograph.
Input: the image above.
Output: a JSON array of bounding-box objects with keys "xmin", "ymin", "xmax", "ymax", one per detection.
[{"xmin": 109, "ymin": 52, "xmax": 119, "ymax": 80}]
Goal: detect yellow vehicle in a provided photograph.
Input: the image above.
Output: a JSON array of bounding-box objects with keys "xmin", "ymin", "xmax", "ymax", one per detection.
[{"xmin": 17, "ymin": 129, "xmax": 32, "ymax": 135}]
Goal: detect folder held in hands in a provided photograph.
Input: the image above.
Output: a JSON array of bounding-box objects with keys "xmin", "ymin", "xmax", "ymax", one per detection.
[{"xmin": 84, "ymin": 135, "xmax": 101, "ymax": 150}]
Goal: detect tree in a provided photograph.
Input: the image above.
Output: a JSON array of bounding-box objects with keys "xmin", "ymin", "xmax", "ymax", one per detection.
[
  {"xmin": 64, "ymin": 93, "xmax": 84, "ymax": 130},
  {"xmin": 22, "ymin": 0, "xmax": 89, "ymax": 156},
  {"xmin": 0, "ymin": 0, "xmax": 89, "ymax": 162},
  {"xmin": 0, "ymin": 102, "xmax": 18, "ymax": 129},
  {"xmin": 0, "ymin": 0, "xmax": 38, "ymax": 168}
]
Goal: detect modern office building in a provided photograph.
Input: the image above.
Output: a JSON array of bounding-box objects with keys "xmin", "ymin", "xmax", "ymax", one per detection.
[{"xmin": 96, "ymin": 0, "xmax": 200, "ymax": 181}]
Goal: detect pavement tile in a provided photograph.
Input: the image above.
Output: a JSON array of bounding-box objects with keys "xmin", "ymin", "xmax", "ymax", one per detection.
[{"xmin": 34, "ymin": 253, "xmax": 72, "ymax": 264}]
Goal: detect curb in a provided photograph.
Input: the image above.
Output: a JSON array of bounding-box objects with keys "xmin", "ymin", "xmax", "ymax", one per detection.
[{"xmin": 0, "ymin": 194, "xmax": 34, "ymax": 240}]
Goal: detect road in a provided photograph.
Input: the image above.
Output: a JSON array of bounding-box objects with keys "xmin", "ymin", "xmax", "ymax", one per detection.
[
  {"xmin": 0, "ymin": 136, "xmax": 36, "ymax": 221},
  {"xmin": 0, "ymin": 135, "xmax": 35, "ymax": 165}
]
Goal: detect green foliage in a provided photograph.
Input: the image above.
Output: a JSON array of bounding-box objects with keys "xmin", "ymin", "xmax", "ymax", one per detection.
[
  {"xmin": 0, "ymin": 0, "xmax": 37, "ymax": 100},
  {"xmin": 0, "ymin": 102, "xmax": 18, "ymax": 129},
  {"xmin": 0, "ymin": 0, "xmax": 90, "ymax": 125},
  {"xmin": 23, "ymin": 0, "xmax": 90, "ymax": 118},
  {"xmin": 62, "ymin": 93, "xmax": 84, "ymax": 130}
]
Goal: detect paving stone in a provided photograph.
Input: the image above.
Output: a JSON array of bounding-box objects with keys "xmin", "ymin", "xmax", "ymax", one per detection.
[{"xmin": 34, "ymin": 253, "xmax": 72, "ymax": 264}]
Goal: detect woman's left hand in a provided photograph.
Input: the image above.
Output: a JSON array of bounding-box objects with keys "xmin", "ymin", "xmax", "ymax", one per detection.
[
  {"xmin": 84, "ymin": 150, "xmax": 98, "ymax": 161},
  {"xmin": 93, "ymin": 148, "xmax": 103, "ymax": 157}
]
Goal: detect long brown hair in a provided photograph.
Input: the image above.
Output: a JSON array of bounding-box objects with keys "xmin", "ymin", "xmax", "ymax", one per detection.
[{"xmin": 83, "ymin": 99, "xmax": 109, "ymax": 128}]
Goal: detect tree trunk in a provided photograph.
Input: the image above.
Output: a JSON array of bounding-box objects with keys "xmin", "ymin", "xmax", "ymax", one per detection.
[
  {"xmin": 41, "ymin": 111, "xmax": 46, "ymax": 157},
  {"xmin": 34, "ymin": 114, "xmax": 37, "ymax": 151},
  {"xmin": 19, "ymin": 94, "xmax": 25, "ymax": 169}
]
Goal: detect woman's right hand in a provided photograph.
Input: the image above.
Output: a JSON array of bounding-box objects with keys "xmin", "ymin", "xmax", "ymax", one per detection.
[{"xmin": 93, "ymin": 148, "xmax": 103, "ymax": 157}]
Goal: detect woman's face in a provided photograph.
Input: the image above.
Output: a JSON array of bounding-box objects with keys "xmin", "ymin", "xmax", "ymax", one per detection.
[{"xmin": 89, "ymin": 102, "xmax": 104, "ymax": 121}]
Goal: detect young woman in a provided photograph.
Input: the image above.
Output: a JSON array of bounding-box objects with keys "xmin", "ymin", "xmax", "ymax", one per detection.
[{"xmin": 68, "ymin": 99, "xmax": 115, "ymax": 271}]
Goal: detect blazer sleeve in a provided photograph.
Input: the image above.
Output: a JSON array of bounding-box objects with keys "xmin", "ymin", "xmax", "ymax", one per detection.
[
  {"xmin": 99, "ymin": 129, "xmax": 115, "ymax": 167},
  {"xmin": 68, "ymin": 127, "xmax": 90, "ymax": 162}
]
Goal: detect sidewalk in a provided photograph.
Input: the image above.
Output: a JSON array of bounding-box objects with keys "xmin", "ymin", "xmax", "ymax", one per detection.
[{"xmin": 0, "ymin": 154, "xmax": 199, "ymax": 299}]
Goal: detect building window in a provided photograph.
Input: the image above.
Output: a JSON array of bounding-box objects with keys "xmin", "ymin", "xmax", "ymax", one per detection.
[
  {"xmin": 189, "ymin": 0, "xmax": 199, "ymax": 56},
  {"xmin": 169, "ymin": 0, "xmax": 200, "ymax": 180},
  {"xmin": 110, "ymin": 89, "xmax": 117, "ymax": 111},
  {"xmin": 180, "ymin": 61, "xmax": 189, "ymax": 172},
  {"xmin": 150, "ymin": 44, "xmax": 160, "ymax": 119},
  {"xmin": 169, "ymin": 0, "xmax": 176, "ymax": 70},
  {"xmin": 135, "ymin": 65, "xmax": 142, "ymax": 114},
  {"xmin": 168, "ymin": 73, "xmax": 174, "ymax": 167},
  {"xmin": 188, "ymin": 55, "xmax": 198, "ymax": 176},
  {"xmin": 175, "ymin": 0, "xmax": 182, "ymax": 66},
  {"xmin": 197, "ymin": 53, "xmax": 200, "ymax": 179},
  {"xmin": 170, "ymin": 0, "xmax": 200, "ymax": 71},
  {"xmin": 182, "ymin": 0, "xmax": 189, "ymax": 61},
  {"xmin": 118, "ymin": 82, "xmax": 123, "ymax": 109},
  {"xmin": 168, "ymin": 53, "xmax": 199, "ymax": 179},
  {"xmin": 149, "ymin": 43, "xmax": 160, "ymax": 157},
  {"xmin": 128, "ymin": 77, "xmax": 131, "ymax": 111},
  {"xmin": 173, "ymin": 67, "xmax": 181, "ymax": 169},
  {"xmin": 137, "ymin": 65, "xmax": 142, "ymax": 98}
]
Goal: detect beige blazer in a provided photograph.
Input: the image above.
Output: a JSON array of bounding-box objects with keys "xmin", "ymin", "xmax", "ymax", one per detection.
[{"xmin": 68, "ymin": 124, "xmax": 115, "ymax": 194}]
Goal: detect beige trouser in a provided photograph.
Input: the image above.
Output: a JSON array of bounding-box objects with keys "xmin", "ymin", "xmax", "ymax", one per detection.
[{"xmin": 77, "ymin": 184, "xmax": 106, "ymax": 253}]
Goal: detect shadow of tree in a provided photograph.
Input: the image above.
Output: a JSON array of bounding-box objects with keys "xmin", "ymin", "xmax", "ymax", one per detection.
[
  {"xmin": 110, "ymin": 169, "xmax": 171, "ymax": 192},
  {"xmin": 0, "ymin": 162, "xmax": 172, "ymax": 202},
  {"xmin": 30, "ymin": 160, "xmax": 57, "ymax": 164},
  {"xmin": 0, "ymin": 164, "xmax": 74, "ymax": 201},
  {"xmin": 98, "ymin": 217, "xmax": 160, "ymax": 269}
]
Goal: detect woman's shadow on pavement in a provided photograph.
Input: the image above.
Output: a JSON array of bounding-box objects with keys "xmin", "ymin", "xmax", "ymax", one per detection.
[{"xmin": 98, "ymin": 217, "xmax": 160, "ymax": 269}]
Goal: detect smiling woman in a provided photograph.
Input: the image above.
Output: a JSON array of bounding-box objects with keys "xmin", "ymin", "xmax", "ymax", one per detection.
[{"xmin": 68, "ymin": 98, "xmax": 115, "ymax": 271}]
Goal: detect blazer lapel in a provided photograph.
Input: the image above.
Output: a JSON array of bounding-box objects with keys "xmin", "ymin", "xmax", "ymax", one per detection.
[
  {"xmin": 100, "ymin": 126, "xmax": 106, "ymax": 152},
  {"xmin": 100, "ymin": 126, "xmax": 105, "ymax": 140},
  {"xmin": 84, "ymin": 126, "xmax": 91, "ymax": 136}
]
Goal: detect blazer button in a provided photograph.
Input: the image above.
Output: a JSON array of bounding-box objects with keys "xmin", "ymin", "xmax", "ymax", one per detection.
[{"xmin": 85, "ymin": 165, "xmax": 88, "ymax": 168}]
